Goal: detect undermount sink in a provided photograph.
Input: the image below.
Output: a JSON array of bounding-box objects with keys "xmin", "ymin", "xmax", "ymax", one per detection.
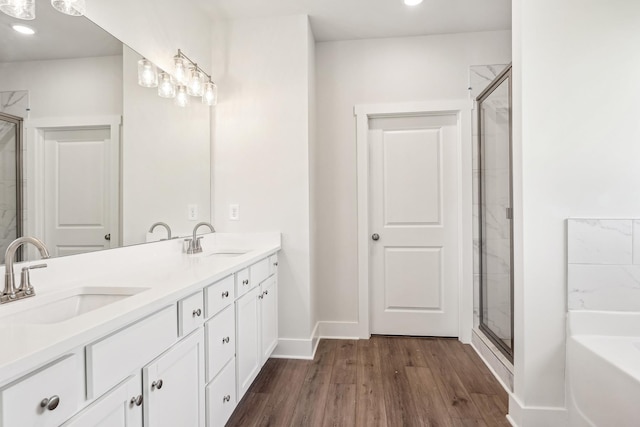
[
  {"xmin": 202, "ymin": 249, "xmax": 249, "ymax": 258},
  {"xmin": 1, "ymin": 286, "xmax": 149, "ymax": 325}
]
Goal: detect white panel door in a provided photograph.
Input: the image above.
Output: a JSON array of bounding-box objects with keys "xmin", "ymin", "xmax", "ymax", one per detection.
[
  {"xmin": 369, "ymin": 114, "xmax": 459, "ymax": 336},
  {"xmin": 44, "ymin": 127, "xmax": 114, "ymax": 257}
]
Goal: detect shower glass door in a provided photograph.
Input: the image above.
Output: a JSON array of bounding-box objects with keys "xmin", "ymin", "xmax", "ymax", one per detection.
[
  {"xmin": 477, "ymin": 66, "xmax": 513, "ymax": 361},
  {"xmin": 0, "ymin": 112, "xmax": 23, "ymax": 263}
]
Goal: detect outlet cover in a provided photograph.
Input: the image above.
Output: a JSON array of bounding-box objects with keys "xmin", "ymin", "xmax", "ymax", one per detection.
[
  {"xmin": 229, "ymin": 204, "xmax": 240, "ymax": 221},
  {"xmin": 188, "ymin": 204, "xmax": 198, "ymax": 220}
]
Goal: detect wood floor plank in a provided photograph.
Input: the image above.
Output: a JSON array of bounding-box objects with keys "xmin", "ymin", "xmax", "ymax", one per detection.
[
  {"xmin": 378, "ymin": 337, "xmax": 424, "ymax": 427},
  {"xmin": 462, "ymin": 344, "xmax": 511, "ymax": 405},
  {"xmin": 321, "ymin": 384, "xmax": 357, "ymax": 427},
  {"xmin": 395, "ymin": 336, "xmax": 429, "ymax": 368},
  {"xmin": 469, "ymin": 393, "xmax": 511, "ymax": 427},
  {"xmin": 355, "ymin": 339, "xmax": 387, "ymax": 427},
  {"xmin": 250, "ymin": 358, "xmax": 287, "ymax": 394},
  {"xmin": 330, "ymin": 339, "xmax": 358, "ymax": 384},
  {"xmin": 438, "ymin": 340, "xmax": 496, "ymax": 396},
  {"xmin": 419, "ymin": 339, "xmax": 487, "ymax": 422},
  {"xmin": 405, "ymin": 366, "xmax": 454, "ymax": 427},
  {"xmin": 289, "ymin": 340, "xmax": 337, "ymax": 426},
  {"xmin": 254, "ymin": 359, "xmax": 309, "ymax": 427},
  {"xmin": 226, "ymin": 392, "xmax": 270, "ymax": 427}
]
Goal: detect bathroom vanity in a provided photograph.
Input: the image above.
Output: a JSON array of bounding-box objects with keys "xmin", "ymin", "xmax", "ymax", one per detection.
[{"xmin": 0, "ymin": 232, "xmax": 280, "ymax": 427}]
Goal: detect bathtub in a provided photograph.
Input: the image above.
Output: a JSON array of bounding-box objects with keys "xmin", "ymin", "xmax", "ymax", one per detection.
[{"xmin": 567, "ymin": 311, "xmax": 640, "ymax": 427}]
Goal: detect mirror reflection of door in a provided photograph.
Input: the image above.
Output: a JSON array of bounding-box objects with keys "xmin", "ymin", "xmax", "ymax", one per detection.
[
  {"xmin": 0, "ymin": 112, "xmax": 23, "ymax": 264},
  {"xmin": 42, "ymin": 127, "xmax": 116, "ymax": 257}
]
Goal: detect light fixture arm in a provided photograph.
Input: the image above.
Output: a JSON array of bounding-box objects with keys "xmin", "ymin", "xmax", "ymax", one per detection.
[{"xmin": 176, "ymin": 49, "xmax": 214, "ymax": 83}]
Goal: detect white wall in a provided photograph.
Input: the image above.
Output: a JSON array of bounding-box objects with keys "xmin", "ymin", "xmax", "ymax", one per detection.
[
  {"xmin": 0, "ymin": 56, "xmax": 122, "ymax": 118},
  {"xmin": 314, "ymin": 31, "xmax": 512, "ymax": 329},
  {"xmin": 121, "ymin": 47, "xmax": 210, "ymax": 244},
  {"xmin": 511, "ymin": 1, "xmax": 640, "ymax": 425},
  {"xmin": 211, "ymin": 16, "xmax": 315, "ymax": 348}
]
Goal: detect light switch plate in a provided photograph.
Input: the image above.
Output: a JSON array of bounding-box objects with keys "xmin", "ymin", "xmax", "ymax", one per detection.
[{"xmin": 229, "ymin": 204, "xmax": 240, "ymax": 221}]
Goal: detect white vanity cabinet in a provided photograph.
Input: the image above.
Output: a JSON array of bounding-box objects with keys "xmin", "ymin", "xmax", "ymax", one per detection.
[
  {"xmin": 62, "ymin": 374, "xmax": 143, "ymax": 427},
  {"xmin": 236, "ymin": 257, "xmax": 279, "ymax": 400},
  {"xmin": 143, "ymin": 329, "xmax": 205, "ymax": 427},
  {"xmin": 0, "ymin": 249, "xmax": 279, "ymax": 427}
]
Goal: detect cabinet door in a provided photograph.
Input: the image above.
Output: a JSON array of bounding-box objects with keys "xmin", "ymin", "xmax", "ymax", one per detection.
[
  {"xmin": 143, "ymin": 329, "xmax": 205, "ymax": 427},
  {"xmin": 62, "ymin": 374, "xmax": 142, "ymax": 427},
  {"xmin": 235, "ymin": 286, "xmax": 261, "ymax": 400},
  {"xmin": 260, "ymin": 276, "xmax": 278, "ymax": 363}
]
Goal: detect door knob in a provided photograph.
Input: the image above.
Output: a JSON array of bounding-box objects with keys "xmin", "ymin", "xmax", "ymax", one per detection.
[{"xmin": 371, "ymin": 233, "xmax": 380, "ymax": 241}]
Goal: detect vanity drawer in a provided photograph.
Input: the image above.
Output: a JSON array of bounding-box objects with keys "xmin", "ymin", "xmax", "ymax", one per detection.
[
  {"xmin": 86, "ymin": 305, "xmax": 177, "ymax": 399},
  {"xmin": 250, "ymin": 258, "xmax": 270, "ymax": 286},
  {"xmin": 0, "ymin": 354, "xmax": 83, "ymax": 427},
  {"xmin": 205, "ymin": 305, "xmax": 236, "ymax": 383},
  {"xmin": 269, "ymin": 254, "xmax": 278, "ymax": 276},
  {"xmin": 204, "ymin": 275, "xmax": 234, "ymax": 318},
  {"xmin": 205, "ymin": 359, "xmax": 236, "ymax": 427},
  {"xmin": 235, "ymin": 268, "xmax": 251, "ymax": 298},
  {"xmin": 178, "ymin": 290, "xmax": 205, "ymax": 336}
]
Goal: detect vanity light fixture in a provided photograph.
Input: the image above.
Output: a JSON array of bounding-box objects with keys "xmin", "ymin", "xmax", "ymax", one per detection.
[
  {"xmin": 12, "ymin": 23, "xmax": 35, "ymax": 34},
  {"xmin": 0, "ymin": 0, "xmax": 36, "ymax": 20},
  {"xmin": 157, "ymin": 71, "xmax": 176, "ymax": 98},
  {"xmin": 173, "ymin": 55, "xmax": 188, "ymax": 85},
  {"xmin": 404, "ymin": 0, "xmax": 423, "ymax": 5},
  {"xmin": 174, "ymin": 49, "xmax": 218, "ymax": 106},
  {"xmin": 137, "ymin": 58, "xmax": 158, "ymax": 88},
  {"xmin": 51, "ymin": 0, "xmax": 85, "ymax": 16}
]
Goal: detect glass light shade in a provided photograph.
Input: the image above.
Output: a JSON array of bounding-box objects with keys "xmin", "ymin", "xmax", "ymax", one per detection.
[
  {"xmin": 137, "ymin": 58, "xmax": 158, "ymax": 88},
  {"xmin": 202, "ymin": 82, "xmax": 217, "ymax": 106},
  {"xmin": 157, "ymin": 72, "xmax": 176, "ymax": 98},
  {"xmin": 51, "ymin": 0, "xmax": 85, "ymax": 16},
  {"xmin": 174, "ymin": 56, "xmax": 188, "ymax": 85},
  {"xmin": 175, "ymin": 85, "xmax": 190, "ymax": 107},
  {"xmin": 187, "ymin": 67, "xmax": 205, "ymax": 97},
  {"xmin": 0, "ymin": 0, "xmax": 35, "ymax": 20}
]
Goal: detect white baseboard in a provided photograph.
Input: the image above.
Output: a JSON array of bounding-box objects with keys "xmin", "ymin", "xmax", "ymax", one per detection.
[
  {"xmin": 271, "ymin": 322, "xmax": 320, "ymax": 360},
  {"xmin": 508, "ymin": 394, "xmax": 568, "ymax": 427},
  {"xmin": 318, "ymin": 321, "xmax": 361, "ymax": 339}
]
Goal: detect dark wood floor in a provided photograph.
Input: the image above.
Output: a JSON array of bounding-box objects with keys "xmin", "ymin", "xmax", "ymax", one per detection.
[{"xmin": 227, "ymin": 336, "xmax": 510, "ymax": 427}]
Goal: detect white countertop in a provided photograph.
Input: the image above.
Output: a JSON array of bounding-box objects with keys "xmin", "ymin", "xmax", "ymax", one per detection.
[{"xmin": 0, "ymin": 232, "xmax": 281, "ymax": 386}]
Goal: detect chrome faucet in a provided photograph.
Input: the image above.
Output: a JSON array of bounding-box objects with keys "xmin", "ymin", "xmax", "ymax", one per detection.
[
  {"xmin": 2, "ymin": 237, "xmax": 50, "ymax": 304},
  {"xmin": 185, "ymin": 222, "xmax": 215, "ymax": 254},
  {"xmin": 148, "ymin": 222, "xmax": 172, "ymax": 240}
]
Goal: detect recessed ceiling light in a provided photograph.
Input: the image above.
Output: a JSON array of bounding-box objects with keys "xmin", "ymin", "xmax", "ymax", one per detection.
[
  {"xmin": 12, "ymin": 24, "xmax": 35, "ymax": 35},
  {"xmin": 404, "ymin": 0, "xmax": 424, "ymax": 5}
]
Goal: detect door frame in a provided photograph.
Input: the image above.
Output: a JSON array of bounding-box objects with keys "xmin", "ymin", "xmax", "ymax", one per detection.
[
  {"xmin": 24, "ymin": 115, "xmax": 122, "ymax": 252},
  {"xmin": 354, "ymin": 100, "xmax": 473, "ymax": 342}
]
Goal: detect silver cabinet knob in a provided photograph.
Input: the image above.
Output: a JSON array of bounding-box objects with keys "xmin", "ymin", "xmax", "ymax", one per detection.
[
  {"xmin": 130, "ymin": 395, "xmax": 143, "ymax": 406},
  {"xmin": 223, "ymin": 395, "xmax": 231, "ymax": 403},
  {"xmin": 104, "ymin": 234, "xmax": 111, "ymax": 241},
  {"xmin": 221, "ymin": 291, "xmax": 229, "ymax": 298},
  {"xmin": 242, "ymin": 279, "xmax": 249, "ymax": 285},
  {"xmin": 192, "ymin": 308, "xmax": 202, "ymax": 317},
  {"xmin": 258, "ymin": 294, "xmax": 264, "ymax": 300},
  {"xmin": 273, "ymin": 262, "xmax": 278, "ymax": 266},
  {"xmin": 40, "ymin": 395, "xmax": 60, "ymax": 411},
  {"xmin": 222, "ymin": 336, "xmax": 230, "ymax": 344},
  {"xmin": 371, "ymin": 233, "xmax": 380, "ymax": 241},
  {"xmin": 151, "ymin": 379, "xmax": 164, "ymax": 390},
  {"xmin": 264, "ymin": 290, "xmax": 269, "ymax": 295}
]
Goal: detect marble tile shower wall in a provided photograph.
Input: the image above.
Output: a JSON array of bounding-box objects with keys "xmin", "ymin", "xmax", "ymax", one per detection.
[
  {"xmin": 469, "ymin": 64, "xmax": 509, "ymax": 333},
  {"xmin": 567, "ymin": 219, "xmax": 640, "ymax": 311},
  {"xmin": 0, "ymin": 91, "xmax": 29, "ymax": 264}
]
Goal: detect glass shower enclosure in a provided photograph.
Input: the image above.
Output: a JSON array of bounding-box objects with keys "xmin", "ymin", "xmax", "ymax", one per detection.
[
  {"xmin": 0, "ymin": 112, "xmax": 23, "ymax": 264},
  {"xmin": 477, "ymin": 66, "xmax": 513, "ymax": 361}
]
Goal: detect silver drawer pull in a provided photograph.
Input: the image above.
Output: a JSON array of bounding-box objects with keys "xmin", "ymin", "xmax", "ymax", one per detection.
[
  {"xmin": 192, "ymin": 308, "xmax": 202, "ymax": 317},
  {"xmin": 242, "ymin": 279, "xmax": 249, "ymax": 285},
  {"xmin": 40, "ymin": 395, "xmax": 60, "ymax": 411},
  {"xmin": 221, "ymin": 291, "xmax": 229, "ymax": 298},
  {"xmin": 130, "ymin": 394, "xmax": 143, "ymax": 406},
  {"xmin": 258, "ymin": 294, "xmax": 263, "ymax": 300},
  {"xmin": 223, "ymin": 395, "xmax": 231, "ymax": 403},
  {"xmin": 151, "ymin": 379, "xmax": 164, "ymax": 390},
  {"xmin": 222, "ymin": 336, "xmax": 230, "ymax": 344}
]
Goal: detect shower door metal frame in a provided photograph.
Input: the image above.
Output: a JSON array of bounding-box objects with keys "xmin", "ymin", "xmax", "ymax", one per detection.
[
  {"xmin": 476, "ymin": 64, "xmax": 514, "ymax": 362},
  {"xmin": 0, "ymin": 112, "xmax": 24, "ymax": 261}
]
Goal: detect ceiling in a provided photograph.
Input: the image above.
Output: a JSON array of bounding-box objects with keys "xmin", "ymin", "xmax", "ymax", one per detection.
[
  {"xmin": 195, "ymin": 0, "xmax": 512, "ymax": 42},
  {"xmin": 0, "ymin": 0, "xmax": 121, "ymax": 63}
]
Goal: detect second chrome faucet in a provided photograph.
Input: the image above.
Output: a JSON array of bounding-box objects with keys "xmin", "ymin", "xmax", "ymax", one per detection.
[{"xmin": 185, "ymin": 222, "xmax": 215, "ymax": 254}]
